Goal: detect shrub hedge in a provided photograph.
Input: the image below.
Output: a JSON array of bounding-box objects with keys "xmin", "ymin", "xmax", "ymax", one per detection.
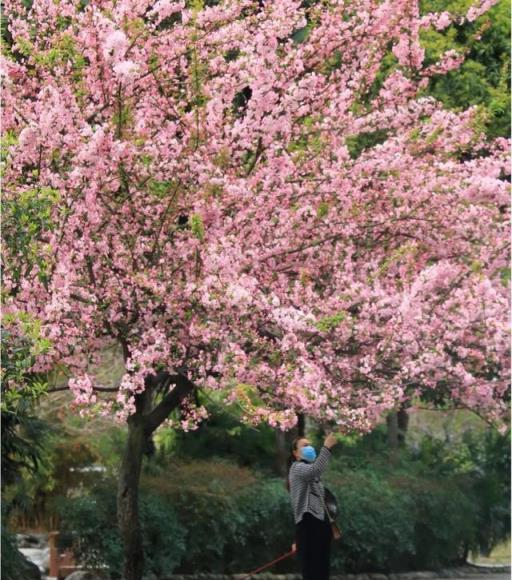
[{"xmin": 58, "ymin": 429, "xmax": 510, "ymax": 577}]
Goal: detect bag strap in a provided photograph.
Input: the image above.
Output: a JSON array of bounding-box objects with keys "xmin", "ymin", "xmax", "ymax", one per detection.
[{"xmin": 318, "ymin": 485, "xmax": 335, "ymax": 524}]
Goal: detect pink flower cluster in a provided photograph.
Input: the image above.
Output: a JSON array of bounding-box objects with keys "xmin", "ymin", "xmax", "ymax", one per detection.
[{"xmin": 2, "ymin": 0, "xmax": 509, "ymax": 433}]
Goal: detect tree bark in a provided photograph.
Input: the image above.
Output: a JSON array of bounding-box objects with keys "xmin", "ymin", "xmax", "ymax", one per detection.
[
  {"xmin": 387, "ymin": 411, "xmax": 399, "ymax": 449},
  {"xmin": 387, "ymin": 403, "xmax": 410, "ymax": 450},
  {"xmin": 297, "ymin": 413, "xmax": 305, "ymax": 437},
  {"xmin": 275, "ymin": 429, "xmax": 288, "ymax": 477},
  {"xmin": 116, "ymin": 372, "xmax": 195, "ymax": 580},
  {"xmin": 386, "ymin": 410, "xmax": 401, "ymax": 466},
  {"xmin": 117, "ymin": 412, "xmax": 146, "ymax": 580},
  {"xmin": 397, "ymin": 404, "xmax": 409, "ymax": 445}
]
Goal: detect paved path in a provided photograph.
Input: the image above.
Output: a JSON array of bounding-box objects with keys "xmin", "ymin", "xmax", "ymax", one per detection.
[
  {"xmin": 446, "ymin": 575, "xmax": 510, "ymax": 580},
  {"xmin": 449, "ymin": 575, "xmax": 510, "ymax": 580}
]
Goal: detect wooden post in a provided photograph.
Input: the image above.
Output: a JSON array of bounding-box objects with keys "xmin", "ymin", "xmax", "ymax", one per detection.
[
  {"xmin": 48, "ymin": 531, "xmax": 59, "ymax": 578},
  {"xmin": 48, "ymin": 530, "xmax": 79, "ymax": 580}
]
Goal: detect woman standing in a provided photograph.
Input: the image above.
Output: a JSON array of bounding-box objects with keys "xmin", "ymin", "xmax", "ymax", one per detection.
[{"xmin": 287, "ymin": 433, "xmax": 339, "ymax": 580}]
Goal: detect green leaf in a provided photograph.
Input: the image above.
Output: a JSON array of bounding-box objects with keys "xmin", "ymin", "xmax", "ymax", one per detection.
[
  {"xmin": 499, "ymin": 267, "xmax": 510, "ymax": 286},
  {"xmin": 190, "ymin": 214, "xmax": 205, "ymax": 241},
  {"xmin": 317, "ymin": 201, "xmax": 330, "ymax": 218},
  {"xmin": 315, "ymin": 311, "xmax": 347, "ymax": 332},
  {"xmin": 292, "ymin": 25, "xmax": 311, "ymax": 45}
]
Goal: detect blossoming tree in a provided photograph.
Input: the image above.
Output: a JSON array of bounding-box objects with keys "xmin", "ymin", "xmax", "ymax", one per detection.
[{"xmin": 2, "ymin": 0, "xmax": 509, "ymax": 576}]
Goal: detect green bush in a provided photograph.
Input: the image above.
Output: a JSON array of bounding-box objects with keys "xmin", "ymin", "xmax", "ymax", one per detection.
[
  {"xmin": 57, "ymin": 485, "xmax": 122, "ymax": 572},
  {"xmin": 1, "ymin": 521, "xmax": 42, "ymax": 580},
  {"xmin": 411, "ymin": 479, "xmax": 476, "ymax": 568},
  {"xmin": 57, "ymin": 481, "xmax": 185, "ymax": 578},
  {"xmin": 155, "ymin": 396, "xmax": 278, "ymax": 474},
  {"xmin": 57, "ymin": 429, "xmax": 510, "ymax": 576},
  {"xmin": 328, "ymin": 471, "xmax": 417, "ymax": 573},
  {"xmin": 410, "ymin": 428, "xmax": 511, "ymax": 560},
  {"xmin": 324, "ymin": 466, "xmax": 502, "ymax": 573},
  {"xmin": 141, "ymin": 459, "xmax": 295, "ymax": 574},
  {"xmin": 323, "ymin": 426, "xmax": 510, "ymax": 573},
  {"xmin": 142, "ymin": 445, "xmax": 509, "ymax": 574},
  {"xmin": 172, "ymin": 478, "xmax": 294, "ymax": 574}
]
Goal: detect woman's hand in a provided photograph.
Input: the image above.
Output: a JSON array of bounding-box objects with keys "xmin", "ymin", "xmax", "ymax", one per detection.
[
  {"xmin": 291, "ymin": 542, "xmax": 297, "ymax": 553},
  {"xmin": 324, "ymin": 432, "xmax": 338, "ymax": 449}
]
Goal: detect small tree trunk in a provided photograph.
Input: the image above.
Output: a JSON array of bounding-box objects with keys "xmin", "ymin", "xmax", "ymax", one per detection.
[
  {"xmin": 275, "ymin": 429, "xmax": 288, "ymax": 477},
  {"xmin": 387, "ymin": 403, "xmax": 410, "ymax": 454},
  {"xmin": 297, "ymin": 413, "xmax": 305, "ymax": 437},
  {"xmin": 397, "ymin": 405, "xmax": 409, "ymax": 446},
  {"xmin": 386, "ymin": 411, "xmax": 398, "ymax": 463},
  {"xmin": 118, "ymin": 413, "xmax": 146, "ymax": 580}
]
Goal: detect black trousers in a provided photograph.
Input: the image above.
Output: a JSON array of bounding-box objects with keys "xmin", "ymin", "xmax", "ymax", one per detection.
[{"xmin": 296, "ymin": 512, "xmax": 332, "ymax": 580}]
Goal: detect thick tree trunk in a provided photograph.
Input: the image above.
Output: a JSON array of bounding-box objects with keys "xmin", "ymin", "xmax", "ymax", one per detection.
[
  {"xmin": 117, "ymin": 414, "xmax": 146, "ymax": 580},
  {"xmin": 116, "ymin": 371, "xmax": 195, "ymax": 580}
]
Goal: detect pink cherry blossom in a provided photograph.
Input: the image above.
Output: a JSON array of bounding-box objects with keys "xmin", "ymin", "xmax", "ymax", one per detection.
[{"xmin": 1, "ymin": 0, "xmax": 509, "ymax": 436}]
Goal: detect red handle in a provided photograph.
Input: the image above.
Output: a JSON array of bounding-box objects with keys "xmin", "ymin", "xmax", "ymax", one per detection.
[{"xmin": 239, "ymin": 548, "xmax": 296, "ymax": 579}]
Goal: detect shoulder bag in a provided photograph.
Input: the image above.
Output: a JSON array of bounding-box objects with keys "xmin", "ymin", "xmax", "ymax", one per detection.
[{"xmin": 319, "ymin": 486, "xmax": 342, "ymax": 541}]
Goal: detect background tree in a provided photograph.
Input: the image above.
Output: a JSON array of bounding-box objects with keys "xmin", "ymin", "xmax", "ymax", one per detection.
[
  {"xmin": 421, "ymin": 0, "xmax": 510, "ymax": 140},
  {"xmin": 2, "ymin": 0, "xmax": 509, "ymax": 577},
  {"xmin": 1, "ymin": 327, "xmax": 50, "ymax": 579}
]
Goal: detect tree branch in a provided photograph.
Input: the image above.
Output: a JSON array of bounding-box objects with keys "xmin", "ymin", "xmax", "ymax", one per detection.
[
  {"xmin": 245, "ymin": 136, "xmax": 264, "ymax": 176},
  {"xmin": 46, "ymin": 384, "xmax": 120, "ymax": 393},
  {"xmin": 144, "ymin": 373, "xmax": 196, "ymax": 435}
]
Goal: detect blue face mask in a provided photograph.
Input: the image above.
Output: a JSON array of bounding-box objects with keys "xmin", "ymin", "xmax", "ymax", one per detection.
[{"xmin": 300, "ymin": 445, "xmax": 317, "ymax": 462}]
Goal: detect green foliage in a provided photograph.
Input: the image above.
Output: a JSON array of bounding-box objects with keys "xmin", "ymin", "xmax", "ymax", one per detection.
[
  {"xmin": 57, "ymin": 489, "xmax": 123, "ymax": 571},
  {"xmin": 325, "ymin": 463, "xmax": 507, "ymax": 572},
  {"xmin": 420, "ymin": 0, "xmax": 511, "ymax": 138},
  {"xmin": 316, "ymin": 201, "xmax": 330, "ymax": 218},
  {"xmin": 190, "ymin": 213, "xmax": 205, "ymax": 240},
  {"xmin": 2, "ymin": 335, "xmax": 507, "ymax": 575},
  {"xmin": 1, "ymin": 328, "xmax": 51, "ymax": 490},
  {"xmin": 315, "ymin": 311, "xmax": 348, "ymax": 332},
  {"xmin": 58, "ymin": 481, "xmax": 186, "ymax": 578},
  {"xmin": 63, "ymin": 426, "xmax": 510, "ymax": 574},
  {"xmin": 90, "ymin": 424, "xmax": 128, "ymax": 475},
  {"xmin": 2, "ymin": 331, "xmax": 118, "ymax": 529},
  {"xmin": 1, "ymin": 518, "xmax": 42, "ymax": 579},
  {"xmin": 2, "ymin": 187, "xmax": 60, "ymax": 286},
  {"xmin": 413, "ymin": 428, "xmax": 511, "ymax": 557},
  {"xmin": 6, "ymin": 419, "xmax": 125, "ymax": 530},
  {"xmin": 148, "ymin": 179, "xmax": 177, "ymax": 199},
  {"xmin": 139, "ymin": 493, "xmax": 187, "ymax": 574},
  {"xmin": 1, "ymin": 327, "xmax": 49, "ymax": 411},
  {"xmin": 346, "ymin": 130, "xmax": 390, "ymax": 160},
  {"xmin": 1, "ymin": 329, "xmax": 50, "ymax": 576},
  {"xmin": 314, "ymin": 422, "xmax": 510, "ymax": 572},
  {"xmin": 178, "ymin": 478, "xmax": 293, "ymax": 573},
  {"xmin": 406, "ymin": 478, "xmax": 476, "ymax": 569},
  {"xmin": 292, "ymin": 24, "xmax": 312, "ymax": 45},
  {"xmin": 181, "ymin": 432, "xmax": 506, "ymax": 573},
  {"xmin": 143, "ymin": 461, "xmax": 294, "ymax": 574},
  {"xmin": 19, "ymin": 414, "xmax": 510, "ymax": 575},
  {"xmin": 330, "ymin": 471, "xmax": 418, "ymax": 572},
  {"xmin": 347, "ymin": 0, "xmax": 510, "ymax": 158},
  {"xmin": 153, "ymin": 391, "xmax": 277, "ymax": 472},
  {"xmin": 33, "ymin": 34, "xmax": 86, "ymax": 79}
]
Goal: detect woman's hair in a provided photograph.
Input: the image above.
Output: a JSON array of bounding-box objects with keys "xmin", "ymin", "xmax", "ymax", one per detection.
[{"xmin": 285, "ymin": 437, "xmax": 304, "ymax": 492}]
